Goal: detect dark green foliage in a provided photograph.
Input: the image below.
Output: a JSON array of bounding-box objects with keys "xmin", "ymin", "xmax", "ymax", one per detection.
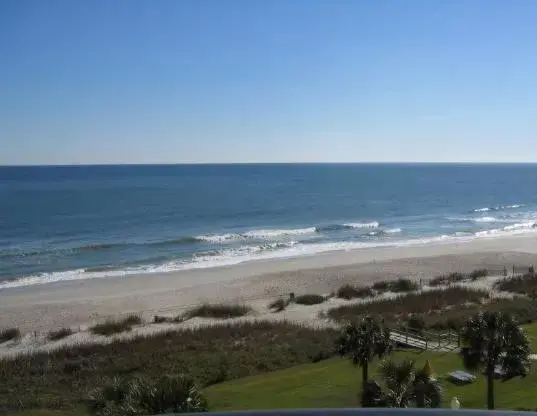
[
  {"xmin": 87, "ymin": 375, "xmax": 208, "ymax": 415},
  {"xmin": 361, "ymin": 380, "xmax": 385, "ymax": 407},
  {"xmin": 406, "ymin": 315, "xmax": 426, "ymax": 334},
  {"xmin": 153, "ymin": 315, "xmax": 184, "ymax": 324},
  {"xmin": 293, "ymin": 294, "xmax": 325, "ymax": 305},
  {"xmin": 377, "ymin": 359, "xmax": 443, "ymax": 408},
  {"xmin": 496, "ymin": 273, "xmax": 537, "ymax": 295},
  {"xmin": 90, "ymin": 315, "xmax": 142, "ymax": 336},
  {"xmin": 0, "ymin": 328, "xmax": 20, "ymax": 343},
  {"xmin": 48, "ymin": 328, "xmax": 74, "ymax": 341},
  {"xmin": 460, "ymin": 311, "xmax": 531, "ymax": 410},
  {"xmin": 184, "ymin": 304, "xmax": 251, "ymax": 319},
  {"xmin": 336, "ymin": 317, "xmax": 392, "ymax": 395},
  {"xmin": 372, "ymin": 279, "xmax": 418, "ymax": 293},
  {"xmin": 0, "ymin": 321, "xmax": 337, "ymax": 412},
  {"xmin": 469, "ymin": 268, "xmax": 488, "ymax": 280},
  {"xmin": 268, "ymin": 298, "xmax": 287, "ymax": 312},
  {"xmin": 336, "ymin": 284, "xmax": 374, "ymax": 300}
]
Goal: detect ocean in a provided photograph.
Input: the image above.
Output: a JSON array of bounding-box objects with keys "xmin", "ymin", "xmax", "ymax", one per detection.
[{"xmin": 1, "ymin": 163, "xmax": 537, "ymax": 289}]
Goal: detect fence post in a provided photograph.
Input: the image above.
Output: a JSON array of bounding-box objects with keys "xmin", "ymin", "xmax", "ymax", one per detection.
[
  {"xmin": 425, "ymin": 338, "xmax": 428, "ymax": 350},
  {"xmin": 513, "ymin": 265, "xmax": 515, "ymax": 275}
]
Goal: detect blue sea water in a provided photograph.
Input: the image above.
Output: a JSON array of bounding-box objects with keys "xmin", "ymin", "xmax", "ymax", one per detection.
[{"xmin": 2, "ymin": 163, "xmax": 537, "ymax": 288}]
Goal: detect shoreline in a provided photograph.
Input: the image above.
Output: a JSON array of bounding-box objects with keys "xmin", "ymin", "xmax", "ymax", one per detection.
[{"xmin": 1, "ymin": 233, "xmax": 537, "ymax": 332}]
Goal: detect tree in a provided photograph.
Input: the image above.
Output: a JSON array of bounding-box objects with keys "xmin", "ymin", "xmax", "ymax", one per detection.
[
  {"xmin": 460, "ymin": 311, "xmax": 530, "ymax": 410},
  {"xmin": 378, "ymin": 359, "xmax": 443, "ymax": 408},
  {"xmin": 336, "ymin": 317, "xmax": 392, "ymax": 401}
]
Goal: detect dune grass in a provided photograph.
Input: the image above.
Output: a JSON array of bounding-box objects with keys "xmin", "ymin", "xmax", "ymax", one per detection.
[
  {"xmin": 153, "ymin": 314, "xmax": 184, "ymax": 324},
  {"xmin": 90, "ymin": 314, "xmax": 142, "ymax": 336},
  {"xmin": 293, "ymin": 294, "xmax": 325, "ymax": 305},
  {"xmin": 0, "ymin": 328, "xmax": 20, "ymax": 343},
  {"xmin": 0, "ymin": 321, "xmax": 337, "ymax": 413},
  {"xmin": 496, "ymin": 273, "xmax": 537, "ymax": 296},
  {"xmin": 268, "ymin": 298, "xmax": 288, "ymax": 312},
  {"xmin": 47, "ymin": 328, "xmax": 74, "ymax": 342},
  {"xmin": 184, "ymin": 303, "xmax": 251, "ymax": 319},
  {"xmin": 336, "ymin": 284, "xmax": 374, "ymax": 300},
  {"xmin": 372, "ymin": 278, "xmax": 419, "ymax": 293}
]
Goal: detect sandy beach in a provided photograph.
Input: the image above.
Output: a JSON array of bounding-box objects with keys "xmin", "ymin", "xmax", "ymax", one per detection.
[{"xmin": 1, "ymin": 233, "xmax": 537, "ymax": 334}]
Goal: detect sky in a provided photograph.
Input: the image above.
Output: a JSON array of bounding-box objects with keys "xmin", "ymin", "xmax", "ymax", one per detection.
[{"xmin": 1, "ymin": 0, "xmax": 537, "ymax": 165}]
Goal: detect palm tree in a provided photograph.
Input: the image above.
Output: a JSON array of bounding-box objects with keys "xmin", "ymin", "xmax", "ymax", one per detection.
[
  {"xmin": 378, "ymin": 359, "xmax": 443, "ymax": 408},
  {"xmin": 460, "ymin": 311, "xmax": 530, "ymax": 410},
  {"xmin": 336, "ymin": 317, "xmax": 392, "ymax": 397}
]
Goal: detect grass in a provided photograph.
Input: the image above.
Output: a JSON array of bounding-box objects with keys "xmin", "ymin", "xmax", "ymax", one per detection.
[
  {"xmin": 428, "ymin": 269, "xmax": 489, "ymax": 287},
  {"xmin": 496, "ymin": 273, "xmax": 537, "ymax": 296},
  {"xmin": 328, "ymin": 286, "xmax": 487, "ymax": 325},
  {"xmin": 204, "ymin": 350, "xmax": 537, "ymax": 411},
  {"xmin": 0, "ymin": 321, "xmax": 337, "ymax": 413},
  {"xmin": 90, "ymin": 314, "xmax": 142, "ymax": 336},
  {"xmin": 268, "ymin": 298, "xmax": 288, "ymax": 312},
  {"xmin": 372, "ymin": 278, "xmax": 419, "ymax": 293},
  {"xmin": 47, "ymin": 328, "xmax": 74, "ymax": 342},
  {"xmin": 336, "ymin": 284, "xmax": 374, "ymax": 300},
  {"xmin": 153, "ymin": 314, "xmax": 184, "ymax": 324},
  {"xmin": 0, "ymin": 328, "xmax": 20, "ymax": 343},
  {"xmin": 293, "ymin": 294, "xmax": 325, "ymax": 305},
  {"xmin": 184, "ymin": 303, "xmax": 251, "ymax": 319}
]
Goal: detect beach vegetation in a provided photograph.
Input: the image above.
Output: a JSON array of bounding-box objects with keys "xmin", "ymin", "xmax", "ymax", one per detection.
[
  {"xmin": 153, "ymin": 314, "xmax": 184, "ymax": 324},
  {"xmin": 336, "ymin": 284, "xmax": 374, "ymax": 300},
  {"xmin": 90, "ymin": 315, "xmax": 142, "ymax": 336},
  {"xmin": 336, "ymin": 317, "xmax": 392, "ymax": 400},
  {"xmin": 372, "ymin": 279, "xmax": 418, "ymax": 293},
  {"xmin": 184, "ymin": 304, "xmax": 251, "ymax": 319},
  {"xmin": 293, "ymin": 294, "xmax": 325, "ymax": 305},
  {"xmin": 0, "ymin": 321, "xmax": 336, "ymax": 413},
  {"xmin": 460, "ymin": 311, "xmax": 531, "ymax": 409},
  {"xmin": 268, "ymin": 298, "xmax": 287, "ymax": 312},
  {"xmin": 0, "ymin": 328, "xmax": 20, "ymax": 343},
  {"xmin": 48, "ymin": 328, "xmax": 74, "ymax": 341},
  {"xmin": 373, "ymin": 359, "xmax": 443, "ymax": 408},
  {"xmin": 469, "ymin": 268, "xmax": 488, "ymax": 280},
  {"xmin": 86, "ymin": 375, "xmax": 208, "ymax": 415},
  {"xmin": 496, "ymin": 273, "xmax": 537, "ymax": 295}
]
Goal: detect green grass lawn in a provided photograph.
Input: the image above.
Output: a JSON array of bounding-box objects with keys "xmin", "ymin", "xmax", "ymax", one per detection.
[
  {"xmin": 523, "ymin": 321, "xmax": 537, "ymax": 352},
  {"xmin": 205, "ymin": 350, "xmax": 537, "ymax": 411}
]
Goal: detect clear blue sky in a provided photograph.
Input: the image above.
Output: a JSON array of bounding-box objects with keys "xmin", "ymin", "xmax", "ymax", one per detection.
[{"xmin": 2, "ymin": 0, "xmax": 537, "ymax": 164}]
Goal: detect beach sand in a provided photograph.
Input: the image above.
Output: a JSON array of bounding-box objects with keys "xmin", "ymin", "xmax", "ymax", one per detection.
[{"xmin": 2, "ymin": 233, "xmax": 537, "ymax": 333}]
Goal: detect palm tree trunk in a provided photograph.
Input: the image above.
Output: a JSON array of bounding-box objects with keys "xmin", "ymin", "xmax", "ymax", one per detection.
[
  {"xmin": 486, "ymin": 365, "xmax": 495, "ymax": 410},
  {"xmin": 362, "ymin": 361, "xmax": 369, "ymax": 390}
]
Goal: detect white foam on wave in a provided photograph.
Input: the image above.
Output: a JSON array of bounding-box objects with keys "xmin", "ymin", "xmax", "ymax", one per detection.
[
  {"xmin": 473, "ymin": 203, "xmax": 525, "ymax": 212},
  {"xmin": 343, "ymin": 221, "xmax": 379, "ymax": 229},
  {"xmin": 196, "ymin": 227, "xmax": 316, "ymax": 243},
  {"xmin": 386, "ymin": 228, "xmax": 402, "ymax": 234},
  {"xmin": 475, "ymin": 216, "xmax": 498, "ymax": 223},
  {"xmin": 474, "ymin": 207, "xmax": 490, "ymax": 212}
]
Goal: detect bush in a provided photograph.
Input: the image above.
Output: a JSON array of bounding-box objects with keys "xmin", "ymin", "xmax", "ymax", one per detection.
[
  {"xmin": 336, "ymin": 284, "xmax": 374, "ymax": 300},
  {"xmin": 406, "ymin": 315, "xmax": 426, "ymax": 334},
  {"xmin": 87, "ymin": 375, "xmax": 208, "ymax": 415},
  {"xmin": 48, "ymin": 328, "xmax": 74, "ymax": 341},
  {"xmin": 153, "ymin": 315, "xmax": 184, "ymax": 324},
  {"xmin": 372, "ymin": 281, "xmax": 390, "ymax": 292},
  {"xmin": 469, "ymin": 268, "xmax": 488, "ymax": 280},
  {"xmin": 372, "ymin": 279, "xmax": 418, "ymax": 293},
  {"xmin": 293, "ymin": 294, "xmax": 325, "ymax": 305},
  {"xmin": 428, "ymin": 272, "xmax": 466, "ymax": 287},
  {"xmin": 268, "ymin": 298, "xmax": 287, "ymax": 312},
  {"xmin": 0, "ymin": 328, "xmax": 20, "ymax": 343},
  {"xmin": 91, "ymin": 315, "xmax": 142, "ymax": 336},
  {"xmin": 184, "ymin": 304, "xmax": 251, "ymax": 319}
]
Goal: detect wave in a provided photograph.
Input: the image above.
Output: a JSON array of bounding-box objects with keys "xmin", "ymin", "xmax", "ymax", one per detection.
[
  {"xmin": 472, "ymin": 204, "xmax": 525, "ymax": 213},
  {"xmin": 315, "ymin": 221, "xmax": 379, "ymax": 232},
  {"xmin": 474, "ymin": 216, "xmax": 498, "ymax": 223}
]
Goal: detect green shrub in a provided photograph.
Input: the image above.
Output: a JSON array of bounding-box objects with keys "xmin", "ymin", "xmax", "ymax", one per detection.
[
  {"xmin": 268, "ymin": 298, "xmax": 287, "ymax": 312},
  {"xmin": 336, "ymin": 284, "xmax": 374, "ymax": 300},
  {"xmin": 428, "ymin": 272, "xmax": 466, "ymax": 287},
  {"xmin": 48, "ymin": 327, "xmax": 73, "ymax": 341},
  {"xmin": 153, "ymin": 315, "xmax": 184, "ymax": 324},
  {"xmin": 184, "ymin": 304, "xmax": 251, "ymax": 319},
  {"xmin": 91, "ymin": 315, "xmax": 142, "ymax": 336},
  {"xmin": 87, "ymin": 375, "xmax": 208, "ymax": 415},
  {"xmin": 372, "ymin": 281, "xmax": 390, "ymax": 292},
  {"xmin": 0, "ymin": 328, "xmax": 20, "ymax": 343},
  {"xmin": 406, "ymin": 315, "xmax": 426, "ymax": 334},
  {"xmin": 294, "ymin": 294, "xmax": 325, "ymax": 305},
  {"xmin": 389, "ymin": 278, "xmax": 419, "ymax": 292},
  {"xmin": 469, "ymin": 268, "xmax": 488, "ymax": 280},
  {"xmin": 496, "ymin": 273, "xmax": 537, "ymax": 295}
]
